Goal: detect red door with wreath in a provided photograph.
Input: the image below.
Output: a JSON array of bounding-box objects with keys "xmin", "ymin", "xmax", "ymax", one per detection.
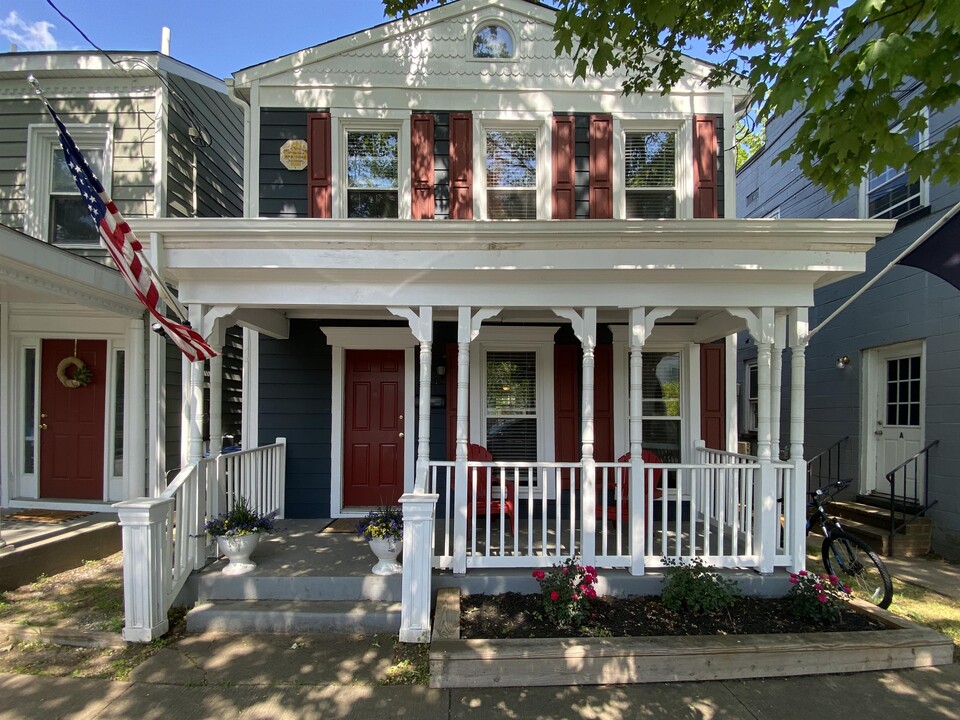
[
  {"xmin": 343, "ymin": 350, "xmax": 404, "ymax": 507},
  {"xmin": 39, "ymin": 339, "xmax": 107, "ymax": 499}
]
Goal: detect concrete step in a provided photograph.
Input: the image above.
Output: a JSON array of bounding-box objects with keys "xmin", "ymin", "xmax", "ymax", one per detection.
[
  {"xmin": 186, "ymin": 599, "xmax": 402, "ymax": 635},
  {"xmin": 194, "ymin": 573, "xmax": 402, "ymax": 603}
]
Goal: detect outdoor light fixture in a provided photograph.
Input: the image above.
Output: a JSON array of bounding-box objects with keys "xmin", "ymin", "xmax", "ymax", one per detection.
[{"xmin": 836, "ymin": 355, "xmax": 850, "ymax": 369}]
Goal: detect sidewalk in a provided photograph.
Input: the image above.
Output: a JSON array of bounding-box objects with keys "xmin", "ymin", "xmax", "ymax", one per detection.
[{"xmin": 1, "ymin": 547, "xmax": 959, "ymax": 719}]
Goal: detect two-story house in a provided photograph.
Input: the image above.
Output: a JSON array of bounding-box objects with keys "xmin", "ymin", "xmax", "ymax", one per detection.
[
  {"xmin": 0, "ymin": 50, "xmax": 244, "ymax": 512},
  {"xmin": 737, "ymin": 85, "xmax": 960, "ymax": 559}
]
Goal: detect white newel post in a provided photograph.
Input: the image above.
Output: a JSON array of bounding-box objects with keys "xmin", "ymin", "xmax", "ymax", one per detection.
[
  {"xmin": 755, "ymin": 307, "xmax": 777, "ymax": 574},
  {"xmin": 399, "ymin": 492, "xmax": 439, "ymax": 643},
  {"xmin": 628, "ymin": 307, "xmax": 646, "ymax": 576},
  {"xmin": 789, "ymin": 308, "xmax": 809, "ymax": 572},
  {"xmin": 115, "ymin": 498, "xmax": 172, "ymax": 642}
]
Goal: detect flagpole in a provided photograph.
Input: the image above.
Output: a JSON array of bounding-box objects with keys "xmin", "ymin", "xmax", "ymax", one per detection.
[
  {"xmin": 27, "ymin": 75, "xmax": 192, "ymax": 325},
  {"xmin": 805, "ymin": 200, "xmax": 960, "ymax": 342}
]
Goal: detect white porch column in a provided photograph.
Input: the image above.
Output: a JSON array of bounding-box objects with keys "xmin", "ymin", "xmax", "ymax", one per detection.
[
  {"xmin": 388, "ymin": 307, "xmax": 433, "ymax": 493},
  {"xmin": 789, "ymin": 308, "xmax": 809, "ymax": 572},
  {"xmin": 755, "ymin": 307, "xmax": 777, "ymax": 574},
  {"xmin": 770, "ymin": 313, "xmax": 786, "ymax": 460},
  {"xmin": 399, "ymin": 492, "xmax": 439, "ymax": 643},
  {"xmin": 128, "ymin": 318, "xmax": 146, "ymax": 498},
  {"xmin": 187, "ymin": 304, "xmax": 205, "ymax": 466},
  {"xmin": 454, "ymin": 307, "xmax": 471, "ymax": 575},
  {"xmin": 208, "ymin": 345, "xmax": 224, "ymax": 460},
  {"xmin": 115, "ymin": 498, "xmax": 172, "ymax": 642},
  {"xmin": 554, "ymin": 308, "xmax": 597, "ymax": 565},
  {"xmin": 628, "ymin": 307, "xmax": 646, "ymax": 576}
]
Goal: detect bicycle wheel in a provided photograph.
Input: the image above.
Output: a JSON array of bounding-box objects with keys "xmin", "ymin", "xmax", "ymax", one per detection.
[{"xmin": 821, "ymin": 533, "xmax": 893, "ymax": 609}]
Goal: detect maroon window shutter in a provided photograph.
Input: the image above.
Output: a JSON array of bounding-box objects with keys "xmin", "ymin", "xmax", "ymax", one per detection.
[
  {"xmin": 411, "ymin": 113, "xmax": 435, "ymax": 220},
  {"xmin": 307, "ymin": 111, "xmax": 332, "ymax": 218},
  {"xmin": 552, "ymin": 115, "xmax": 576, "ymax": 219},
  {"xmin": 594, "ymin": 344, "xmax": 614, "ymax": 462},
  {"xmin": 449, "ymin": 111, "xmax": 473, "ymax": 220},
  {"xmin": 589, "ymin": 114, "xmax": 613, "ymax": 218},
  {"xmin": 700, "ymin": 343, "xmax": 726, "ymax": 450},
  {"xmin": 694, "ymin": 115, "xmax": 718, "ymax": 219},
  {"xmin": 554, "ymin": 344, "xmax": 579, "ymax": 462}
]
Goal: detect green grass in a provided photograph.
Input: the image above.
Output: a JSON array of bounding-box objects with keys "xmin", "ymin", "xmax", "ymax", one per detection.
[{"xmin": 381, "ymin": 639, "xmax": 430, "ymax": 685}]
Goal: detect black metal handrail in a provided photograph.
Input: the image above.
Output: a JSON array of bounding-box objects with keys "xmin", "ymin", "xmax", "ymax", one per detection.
[
  {"xmin": 886, "ymin": 439, "xmax": 939, "ymax": 557},
  {"xmin": 806, "ymin": 436, "xmax": 850, "ymax": 495}
]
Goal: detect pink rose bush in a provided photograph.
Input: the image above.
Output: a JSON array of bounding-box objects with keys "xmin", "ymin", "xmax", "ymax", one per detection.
[
  {"xmin": 787, "ymin": 570, "xmax": 850, "ymax": 624},
  {"xmin": 532, "ymin": 555, "xmax": 599, "ymax": 628}
]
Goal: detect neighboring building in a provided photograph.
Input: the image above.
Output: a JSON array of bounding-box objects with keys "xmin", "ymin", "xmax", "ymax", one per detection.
[
  {"xmin": 0, "ymin": 51, "xmax": 244, "ymax": 511},
  {"xmin": 136, "ymin": 0, "xmax": 888, "ymax": 526},
  {"xmin": 737, "ymin": 85, "xmax": 960, "ymax": 558}
]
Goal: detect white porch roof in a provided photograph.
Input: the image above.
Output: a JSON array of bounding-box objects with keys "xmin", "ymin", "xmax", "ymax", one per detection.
[{"xmin": 0, "ymin": 225, "xmax": 142, "ymax": 316}]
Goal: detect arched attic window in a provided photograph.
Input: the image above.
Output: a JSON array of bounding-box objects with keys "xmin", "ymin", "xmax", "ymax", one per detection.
[{"xmin": 473, "ymin": 23, "xmax": 515, "ymax": 59}]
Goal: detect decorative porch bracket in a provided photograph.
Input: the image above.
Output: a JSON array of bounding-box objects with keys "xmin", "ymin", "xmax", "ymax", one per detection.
[
  {"xmin": 453, "ymin": 307, "xmax": 501, "ymax": 575},
  {"xmin": 554, "ymin": 307, "xmax": 598, "ymax": 565},
  {"xmin": 115, "ymin": 498, "xmax": 172, "ymax": 642},
  {"xmin": 399, "ymin": 492, "xmax": 439, "ymax": 643}
]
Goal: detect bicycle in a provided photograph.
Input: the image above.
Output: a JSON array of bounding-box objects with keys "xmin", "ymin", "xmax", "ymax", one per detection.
[{"xmin": 806, "ymin": 478, "xmax": 894, "ymax": 609}]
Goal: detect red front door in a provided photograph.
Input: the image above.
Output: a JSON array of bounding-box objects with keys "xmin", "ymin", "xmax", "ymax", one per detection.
[
  {"xmin": 39, "ymin": 339, "xmax": 108, "ymax": 500},
  {"xmin": 343, "ymin": 350, "xmax": 404, "ymax": 507}
]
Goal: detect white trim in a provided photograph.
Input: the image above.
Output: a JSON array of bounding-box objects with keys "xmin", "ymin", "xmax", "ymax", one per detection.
[
  {"xmin": 468, "ymin": 15, "xmax": 518, "ymax": 62},
  {"xmin": 153, "ymin": 85, "xmax": 168, "ymax": 219},
  {"xmin": 0, "ymin": 302, "xmax": 9, "ymax": 507},
  {"xmin": 322, "ymin": 327, "xmax": 418, "ymax": 517},
  {"xmin": 859, "ymin": 110, "xmax": 930, "ymax": 220},
  {"xmin": 25, "ymin": 122, "xmax": 114, "ymax": 244},
  {"xmin": 614, "ymin": 117, "xmax": 692, "ymax": 220},
  {"xmin": 725, "ymin": 334, "xmax": 738, "ymax": 453},
  {"xmin": 248, "ymin": 81, "xmax": 261, "ymax": 218},
  {"xmin": 242, "ymin": 328, "xmax": 260, "ymax": 452}
]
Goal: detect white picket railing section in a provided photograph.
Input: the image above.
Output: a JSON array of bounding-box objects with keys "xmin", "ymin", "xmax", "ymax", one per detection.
[
  {"xmin": 115, "ymin": 438, "xmax": 286, "ymax": 643},
  {"xmin": 426, "ymin": 442, "xmax": 799, "ymax": 574}
]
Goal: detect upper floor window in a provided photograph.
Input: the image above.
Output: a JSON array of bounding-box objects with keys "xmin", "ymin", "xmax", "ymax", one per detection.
[
  {"xmin": 863, "ymin": 121, "xmax": 928, "ymax": 220},
  {"xmin": 486, "ymin": 130, "xmax": 537, "ymax": 219},
  {"xmin": 346, "ymin": 130, "xmax": 399, "ymax": 218},
  {"xmin": 624, "ymin": 130, "xmax": 677, "ymax": 219},
  {"xmin": 473, "ymin": 24, "xmax": 514, "ymax": 59},
  {"xmin": 25, "ymin": 123, "xmax": 112, "ymax": 246}
]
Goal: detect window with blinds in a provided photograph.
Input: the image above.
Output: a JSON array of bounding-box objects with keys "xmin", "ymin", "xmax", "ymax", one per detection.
[
  {"xmin": 347, "ymin": 131, "xmax": 399, "ymax": 218},
  {"xmin": 867, "ymin": 130, "xmax": 923, "ymax": 220},
  {"xmin": 485, "ymin": 350, "xmax": 538, "ymax": 461},
  {"xmin": 624, "ymin": 131, "xmax": 677, "ymax": 219},
  {"xmin": 639, "ymin": 351, "xmax": 682, "ymax": 464},
  {"xmin": 486, "ymin": 130, "xmax": 537, "ymax": 219}
]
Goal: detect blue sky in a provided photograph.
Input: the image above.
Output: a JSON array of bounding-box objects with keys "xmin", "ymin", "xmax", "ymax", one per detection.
[{"xmin": 2, "ymin": 0, "xmax": 416, "ymax": 78}]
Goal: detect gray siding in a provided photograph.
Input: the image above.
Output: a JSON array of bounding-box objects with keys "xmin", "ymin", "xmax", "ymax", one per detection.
[
  {"xmin": 0, "ymin": 96, "xmax": 157, "ymax": 258},
  {"xmin": 259, "ymin": 320, "xmax": 332, "ymax": 518},
  {"xmin": 259, "ymin": 109, "xmax": 310, "ymax": 218},
  {"xmin": 165, "ymin": 75, "xmax": 244, "ymax": 219},
  {"xmin": 737, "ymin": 90, "xmax": 960, "ymax": 558}
]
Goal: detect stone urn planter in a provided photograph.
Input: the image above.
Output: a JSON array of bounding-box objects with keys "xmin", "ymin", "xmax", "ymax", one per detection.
[
  {"xmin": 217, "ymin": 533, "xmax": 261, "ymax": 575},
  {"xmin": 368, "ymin": 537, "xmax": 402, "ymax": 575}
]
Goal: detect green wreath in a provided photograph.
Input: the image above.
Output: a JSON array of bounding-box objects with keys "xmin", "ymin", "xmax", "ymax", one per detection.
[{"xmin": 57, "ymin": 356, "xmax": 92, "ymax": 388}]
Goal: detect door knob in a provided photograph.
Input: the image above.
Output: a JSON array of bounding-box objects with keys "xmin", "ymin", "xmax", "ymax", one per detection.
[
  {"xmin": 875, "ymin": 430, "xmax": 883, "ymax": 435},
  {"xmin": 399, "ymin": 432, "xmax": 404, "ymax": 438},
  {"xmin": 40, "ymin": 423, "xmax": 48, "ymax": 430},
  {"xmin": 40, "ymin": 413, "xmax": 48, "ymax": 419}
]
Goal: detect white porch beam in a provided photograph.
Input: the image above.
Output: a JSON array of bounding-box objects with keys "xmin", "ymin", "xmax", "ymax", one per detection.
[{"xmin": 232, "ymin": 308, "xmax": 289, "ymax": 340}]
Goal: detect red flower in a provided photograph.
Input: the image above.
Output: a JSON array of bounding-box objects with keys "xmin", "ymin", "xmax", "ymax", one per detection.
[
  {"xmin": 562, "ymin": 567, "xmax": 570, "ymax": 574},
  {"xmin": 532, "ymin": 570, "xmax": 545, "ymax": 580},
  {"xmin": 572, "ymin": 593, "xmax": 579, "ymax": 601},
  {"xmin": 817, "ymin": 593, "xmax": 828, "ymax": 603},
  {"xmin": 585, "ymin": 565, "xmax": 596, "ymax": 576},
  {"xmin": 550, "ymin": 590, "xmax": 560, "ymax": 601},
  {"xmin": 789, "ymin": 574, "xmax": 799, "ymax": 584},
  {"xmin": 798, "ymin": 570, "xmax": 808, "ymax": 576},
  {"xmin": 828, "ymin": 574, "xmax": 839, "ymax": 584},
  {"xmin": 586, "ymin": 586, "xmax": 597, "ymax": 599}
]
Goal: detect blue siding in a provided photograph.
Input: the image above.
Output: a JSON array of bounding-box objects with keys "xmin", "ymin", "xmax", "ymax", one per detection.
[{"xmin": 259, "ymin": 320, "xmax": 332, "ymax": 518}]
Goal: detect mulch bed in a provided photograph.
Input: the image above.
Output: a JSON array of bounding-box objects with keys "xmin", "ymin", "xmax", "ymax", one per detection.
[{"xmin": 461, "ymin": 592, "xmax": 887, "ymax": 639}]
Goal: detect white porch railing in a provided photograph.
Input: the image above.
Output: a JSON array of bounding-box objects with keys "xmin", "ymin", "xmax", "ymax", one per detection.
[
  {"xmin": 427, "ymin": 443, "xmax": 799, "ymax": 574},
  {"xmin": 115, "ymin": 438, "xmax": 286, "ymax": 643}
]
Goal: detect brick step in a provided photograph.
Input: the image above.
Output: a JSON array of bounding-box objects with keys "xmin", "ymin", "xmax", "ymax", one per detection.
[{"xmin": 186, "ymin": 599, "xmax": 402, "ymax": 635}]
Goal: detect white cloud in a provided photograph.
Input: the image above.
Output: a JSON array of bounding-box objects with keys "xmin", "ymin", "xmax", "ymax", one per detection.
[{"xmin": 0, "ymin": 11, "xmax": 59, "ymax": 51}]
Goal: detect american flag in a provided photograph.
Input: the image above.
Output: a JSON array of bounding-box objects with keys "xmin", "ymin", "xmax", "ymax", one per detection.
[{"xmin": 43, "ymin": 103, "xmax": 216, "ymax": 362}]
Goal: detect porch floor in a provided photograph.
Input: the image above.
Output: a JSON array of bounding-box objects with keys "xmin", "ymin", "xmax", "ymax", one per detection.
[{"xmin": 185, "ymin": 520, "xmax": 791, "ymax": 602}]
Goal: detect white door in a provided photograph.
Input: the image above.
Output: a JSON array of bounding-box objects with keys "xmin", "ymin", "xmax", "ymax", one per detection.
[{"xmin": 865, "ymin": 344, "xmax": 925, "ymax": 499}]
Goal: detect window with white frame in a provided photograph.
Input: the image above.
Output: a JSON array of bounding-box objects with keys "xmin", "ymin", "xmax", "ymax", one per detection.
[
  {"xmin": 486, "ymin": 129, "xmax": 537, "ymax": 219},
  {"xmin": 346, "ymin": 130, "xmax": 399, "ymax": 218},
  {"xmin": 641, "ymin": 351, "xmax": 683, "ymax": 464},
  {"xmin": 744, "ymin": 360, "xmax": 759, "ymax": 433},
  {"xmin": 624, "ymin": 130, "xmax": 677, "ymax": 219},
  {"xmin": 26, "ymin": 123, "xmax": 111, "ymax": 245},
  {"xmin": 484, "ymin": 350, "xmax": 538, "ymax": 461},
  {"xmin": 863, "ymin": 123, "xmax": 928, "ymax": 220}
]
